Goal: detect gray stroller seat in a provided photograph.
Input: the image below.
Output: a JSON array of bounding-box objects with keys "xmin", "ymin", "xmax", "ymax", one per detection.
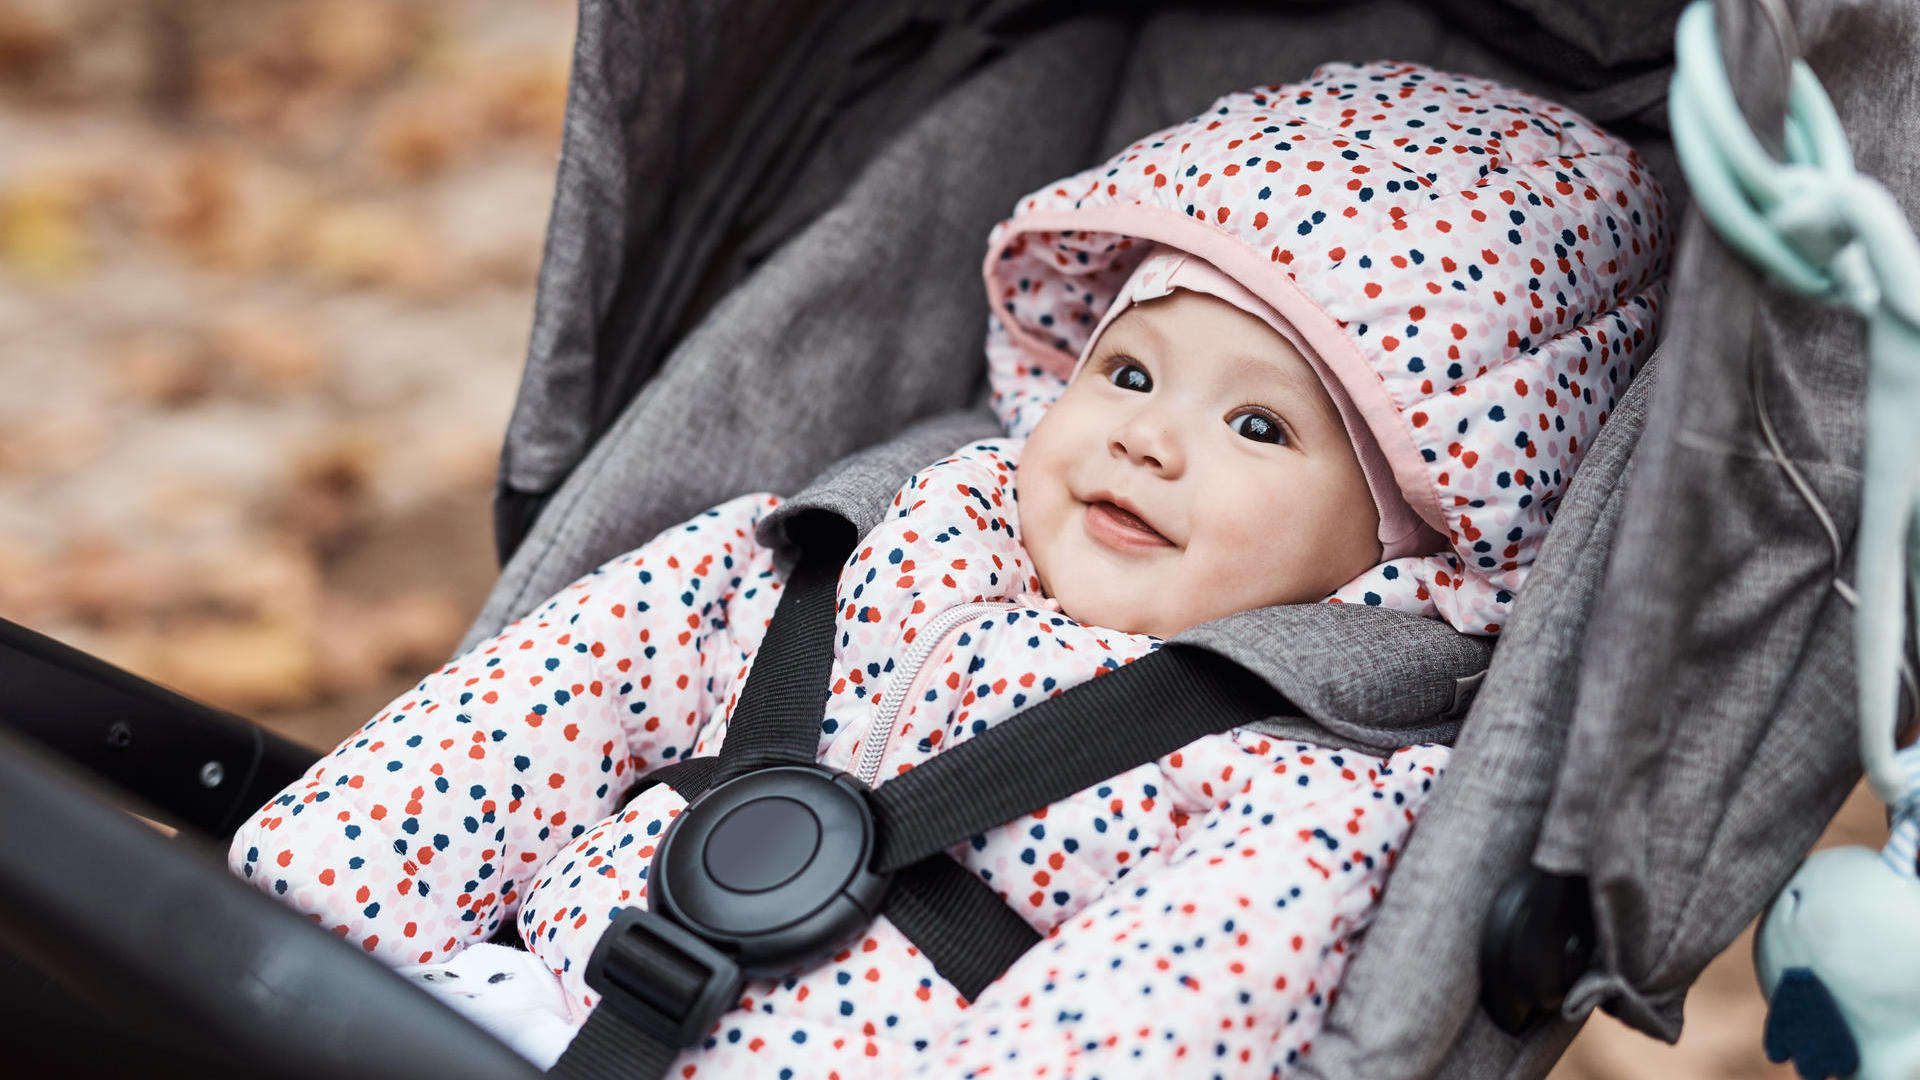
[{"xmin": 477, "ymin": 1, "xmax": 1915, "ymax": 1077}]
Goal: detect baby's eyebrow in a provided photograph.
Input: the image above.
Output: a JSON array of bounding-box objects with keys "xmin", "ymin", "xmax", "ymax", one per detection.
[{"xmin": 1226, "ymin": 353, "xmax": 1342, "ymax": 429}]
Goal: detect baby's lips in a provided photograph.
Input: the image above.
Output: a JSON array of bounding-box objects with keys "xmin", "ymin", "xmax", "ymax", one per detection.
[
  {"xmin": 1085, "ymin": 499, "xmax": 1175, "ymax": 549},
  {"xmin": 1102, "ymin": 501, "xmax": 1164, "ymax": 537}
]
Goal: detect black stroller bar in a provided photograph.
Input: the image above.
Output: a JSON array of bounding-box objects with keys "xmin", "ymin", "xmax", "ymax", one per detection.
[
  {"xmin": 0, "ymin": 724, "xmax": 541, "ymax": 1080},
  {"xmin": 0, "ymin": 615, "xmax": 318, "ymax": 837}
]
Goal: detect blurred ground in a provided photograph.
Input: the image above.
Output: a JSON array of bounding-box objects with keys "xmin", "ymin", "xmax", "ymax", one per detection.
[
  {"xmin": 0, "ymin": 2, "xmax": 1888, "ymax": 1077},
  {"xmin": 0, "ymin": 0, "xmax": 565, "ymax": 740}
]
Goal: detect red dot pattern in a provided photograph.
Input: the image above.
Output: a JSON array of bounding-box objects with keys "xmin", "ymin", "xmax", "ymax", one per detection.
[
  {"xmin": 984, "ymin": 60, "xmax": 1671, "ymax": 635},
  {"xmin": 231, "ymin": 444, "xmax": 1449, "ymax": 1076}
]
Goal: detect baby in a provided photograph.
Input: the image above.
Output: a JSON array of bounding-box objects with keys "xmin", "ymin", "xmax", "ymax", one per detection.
[{"xmin": 231, "ymin": 61, "xmax": 1667, "ymax": 1077}]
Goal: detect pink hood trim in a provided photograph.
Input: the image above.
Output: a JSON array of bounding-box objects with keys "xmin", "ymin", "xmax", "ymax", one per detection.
[
  {"xmin": 981, "ymin": 61, "xmax": 1670, "ymax": 634},
  {"xmin": 1073, "ymin": 244, "xmax": 1437, "ymax": 561}
]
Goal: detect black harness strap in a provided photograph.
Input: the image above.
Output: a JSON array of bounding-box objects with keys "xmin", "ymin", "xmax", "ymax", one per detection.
[
  {"xmin": 613, "ymin": 513, "xmax": 851, "ymax": 810},
  {"xmin": 704, "ymin": 514, "xmax": 853, "ymax": 788},
  {"xmin": 869, "ymin": 647, "xmax": 1281, "ymax": 998},
  {"xmin": 558, "ymin": 901, "xmax": 745, "ymax": 1079},
  {"xmin": 625, "ymin": 756, "xmax": 720, "ymax": 804},
  {"xmin": 866, "ymin": 646, "xmax": 1280, "ymax": 873},
  {"xmin": 881, "ymin": 853, "xmax": 1040, "ymax": 1000},
  {"xmin": 561, "ymin": 998, "xmax": 682, "ymax": 1080},
  {"xmin": 554, "ymin": 518, "xmax": 853, "ymax": 1080}
]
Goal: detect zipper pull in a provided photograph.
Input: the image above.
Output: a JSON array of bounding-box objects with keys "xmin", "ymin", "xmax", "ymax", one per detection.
[{"xmin": 1015, "ymin": 591, "xmax": 1061, "ymax": 613}]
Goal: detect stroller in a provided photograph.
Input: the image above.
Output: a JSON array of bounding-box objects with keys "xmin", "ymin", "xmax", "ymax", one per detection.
[{"xmin": 2, "ymin": 0, "xmax": 1911, "ymax": 1076}]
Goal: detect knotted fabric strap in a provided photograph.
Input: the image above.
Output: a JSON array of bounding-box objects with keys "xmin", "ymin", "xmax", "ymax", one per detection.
[
  {"xmin": 1673, "ymin": 0, "xmax": 1920, "ymax": 876},
  {"xmin": 1885, "ymin": 747, "xmax": 1920, "ymax": 876}
]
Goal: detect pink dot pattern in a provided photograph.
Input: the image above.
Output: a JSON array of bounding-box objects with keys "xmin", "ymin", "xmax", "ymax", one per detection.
[
  {"xmin": 983, "ymin": 60, "xmax": 1670, "ymax": 634},
  {"xmin": 231, "ymin": 442, "xmax": 1449, "ymax": 1077}
]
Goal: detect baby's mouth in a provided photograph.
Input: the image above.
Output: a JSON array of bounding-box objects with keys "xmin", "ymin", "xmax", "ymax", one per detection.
[{"xmin": 1084, "ymin": 500, "xmax": 1174, "ymax": 550}]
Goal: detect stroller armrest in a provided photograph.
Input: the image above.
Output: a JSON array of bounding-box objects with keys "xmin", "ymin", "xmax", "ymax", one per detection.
[
  {"xmin": 0, "ymin": 725, "xmax": 542, "ymax": 1080},
  {"xmin": 0, "ymin": 616, "xmax": 317, "ymax": 837}
]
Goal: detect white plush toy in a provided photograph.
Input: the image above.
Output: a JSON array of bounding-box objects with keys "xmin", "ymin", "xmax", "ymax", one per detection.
[
  {"xmin": 1757, "ymin": 845, "xmax": 1920, "ymax": 1080},
  {"xmin": 401, "ymin": 941, "xmax": 582, "ymax": 1069}
]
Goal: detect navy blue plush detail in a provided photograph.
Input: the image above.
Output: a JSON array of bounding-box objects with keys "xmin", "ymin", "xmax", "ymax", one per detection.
[{"xmin": 1763, "ymin": 967, "xmax": 1860, "ymax": 1080}]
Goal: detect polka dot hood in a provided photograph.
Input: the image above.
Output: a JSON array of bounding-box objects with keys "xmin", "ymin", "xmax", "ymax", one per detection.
[{"xmin": 983, "ymin": 61, "xmax": 1670, "ymax": 634}]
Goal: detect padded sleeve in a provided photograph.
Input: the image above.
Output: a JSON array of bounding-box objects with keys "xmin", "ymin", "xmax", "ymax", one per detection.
[
  {"xmin": 227, "ymin": 493, "xmax": 786, "ymax": 968},
  {"xmin": 910, "ymin": 737, "xmax": 1450, "ymax": 1079}
]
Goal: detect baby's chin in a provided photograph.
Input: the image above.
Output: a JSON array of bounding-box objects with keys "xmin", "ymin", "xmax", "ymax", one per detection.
[
  {"xmin": 1027, "ymin": 541, "xmax": 1177, "ymax": 638},
  {"xmin": 1044, "ymin": 577, "xmax": 1179, "ymax": 639},
  {"xmin": 1021, "ymin": 503, "xmax": 1183, "ymax": 637}
]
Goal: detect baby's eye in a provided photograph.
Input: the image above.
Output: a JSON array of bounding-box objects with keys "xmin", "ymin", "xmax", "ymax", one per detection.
[
  {"xmin": 1106, "ymin": 362, "xmax": 1152, "ymax": 393},
  {"xmin": 1228, "ymin": 410, "xmax": 1287, "ymax": 445}
]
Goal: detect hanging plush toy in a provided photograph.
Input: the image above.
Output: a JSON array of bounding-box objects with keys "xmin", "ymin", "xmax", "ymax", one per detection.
[
  {"xmin": 1756, "ymin": 847, "xmax": 1920, "ymax": 1080},
  {"xmin": 1670, "ymin": 4, "xmax": 1920, "ymax": 1079}
]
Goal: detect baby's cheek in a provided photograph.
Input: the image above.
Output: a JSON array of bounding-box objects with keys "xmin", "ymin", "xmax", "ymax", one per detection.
[
  {"xmin": 1012, "ymin": 480, "xmax": 1058, "ymax": 586},
  {"xmin": 1205, "ymin": 531, "xmax": 1333, "ymax": 612}
]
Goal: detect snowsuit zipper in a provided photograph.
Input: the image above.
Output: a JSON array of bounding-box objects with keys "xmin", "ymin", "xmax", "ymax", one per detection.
[{"xmin": 853, "ymin": 601, "xmax": 1015, "ymax": 786}]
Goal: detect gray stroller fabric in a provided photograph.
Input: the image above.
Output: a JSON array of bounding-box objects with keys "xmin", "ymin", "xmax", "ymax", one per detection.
[
  {"xmin": 1308, "ymin": 2, "xmax": 1918, "ymax": 1077},
  {"xmin": 468, "ymin": 14, "xmax": 1130, "ymax": 644},
  {"xmin": 466, "ymin": 0, "xmax": 1916, "ymax": 1077},
  {"xmin": 498, "ymin": 0, "xmax": 1007, "ymax": 509},
  {"xmin": 1545, "ymin": 0, "xmax": 1918, "ymax": 1042}
]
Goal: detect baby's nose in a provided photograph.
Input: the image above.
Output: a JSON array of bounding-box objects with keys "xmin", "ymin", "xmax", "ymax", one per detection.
[{"xmin": 1110, "ymin": 415, "xmax": 1183, "ymax": 474}]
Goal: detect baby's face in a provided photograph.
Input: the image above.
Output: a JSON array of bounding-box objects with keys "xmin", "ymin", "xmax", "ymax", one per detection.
[{"xmin": 1016, "ymin": 291, "xmax": 1382, "ymax": 638}]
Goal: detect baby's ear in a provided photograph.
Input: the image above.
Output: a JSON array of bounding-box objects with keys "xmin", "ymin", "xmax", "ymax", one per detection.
[{"xmin": 1763, "ymin": 967, "xmax": 1860, "ymax": 1080}]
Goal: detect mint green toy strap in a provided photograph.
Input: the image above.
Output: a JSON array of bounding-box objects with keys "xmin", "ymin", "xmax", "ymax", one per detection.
[{"xmin": 1670, "ymin": 1, "xmax": 1920, "ymax": 876}]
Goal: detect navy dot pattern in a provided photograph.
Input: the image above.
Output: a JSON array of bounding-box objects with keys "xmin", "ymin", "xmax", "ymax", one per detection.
[
  {"xmin": 984, "ymin": 60, "xmax": 1670, "ymax": 635},
  {"xmin": 231, "ymin": 442, "xmax": 1449, "ymax": 1076}
]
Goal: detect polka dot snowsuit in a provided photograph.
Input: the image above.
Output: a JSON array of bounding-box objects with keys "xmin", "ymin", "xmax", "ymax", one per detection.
[{"xmin": 232, "ymin": 439, "xmax": 1448, "ymax": 1078}]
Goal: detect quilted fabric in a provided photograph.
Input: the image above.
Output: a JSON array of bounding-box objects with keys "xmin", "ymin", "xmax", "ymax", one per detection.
[
  {"xmin": 232, "ymin": 444, "xmax": 1449, "ymax": 1077},
  {"xmin": 985, "ymin": 60, "xmax": 1670, "ymax": 633}
]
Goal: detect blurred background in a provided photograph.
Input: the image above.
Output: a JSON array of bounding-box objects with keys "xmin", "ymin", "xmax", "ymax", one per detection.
[{"xmin": 0, "ymin": 1, "xmax": 1882, "ymax": 1076}]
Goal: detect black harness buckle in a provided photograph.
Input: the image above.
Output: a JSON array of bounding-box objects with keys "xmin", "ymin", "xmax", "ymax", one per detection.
[
  {"xmin": 649, "ymin": 765, "xmax": 893, "ymax": 976},
  {"xmin": 584, "ymin": 764, "xmax": 892, "ymax": 1049},
  {"xmin": 585, "ymin": 906, "xmax": 744, "ymax": 1047}
]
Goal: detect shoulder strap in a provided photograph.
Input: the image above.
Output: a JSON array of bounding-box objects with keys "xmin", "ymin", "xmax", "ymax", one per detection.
[
  {"xmin": 619, "ymin": 513, "xmax": 851, "ymax": 807},
  {"xmin": 865, "ymin": 645, "xmax": 1279, "ymax": 873},
  {"xmin": 704, "ymin": 514, "xmax": 852, "ymax": 787},
  {"xmin": 866, "ymin": 645, "xmax": 1280, "ymax": 997}
]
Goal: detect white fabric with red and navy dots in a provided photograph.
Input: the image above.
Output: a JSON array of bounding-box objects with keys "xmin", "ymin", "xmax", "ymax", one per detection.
[
  {"xmin": 232, "ymin": 439, "xmax": 1447, "ymax": 1078},
  {"xmin": 984, "ymin": 60, "xmax": 1669, "ymax": 634}
]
